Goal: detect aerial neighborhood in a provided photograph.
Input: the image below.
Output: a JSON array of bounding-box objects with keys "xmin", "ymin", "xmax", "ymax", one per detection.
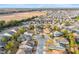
[{"xmin": 0, "ymin": 9, "xmax": 79, "ymax": 54}]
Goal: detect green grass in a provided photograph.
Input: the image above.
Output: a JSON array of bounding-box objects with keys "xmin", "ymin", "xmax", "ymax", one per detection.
[{"xmin": 76, "ymin": 16, "xmax": 79, "ymax": 21}]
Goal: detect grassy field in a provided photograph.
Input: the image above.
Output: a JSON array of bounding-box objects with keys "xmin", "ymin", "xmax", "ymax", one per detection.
[{"xmin": 0, "ymin": 11, "xmax": 47, "ymax": 23}]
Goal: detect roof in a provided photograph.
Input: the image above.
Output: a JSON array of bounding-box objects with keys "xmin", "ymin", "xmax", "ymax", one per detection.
[
  {"xmin": 2, "ymin": 33, "xmax": 12, "ymax": 37},
  {"xmin": 48, "ymin": 45, "xmax": 65, "ymax": 51},
  {"xmin": 8, "ymin": 31, "xmax": 15, "ymax": 35},
  {"xmin": 24, "ymin": 32, "xmax": 33, "ymax": 36},
  {"xmin": 75, "ymin": 30, "xmax": 79, "ymax": 34},
  {"xmin": 14, "ymin": 28, "xmax": 19, "ymax": 31},
  {"xmin": 55, "ymin": 37, "xmax": 69, "ymax": 44},
  {"xmin": 10, "ymin": 29, "xmax": 17, "ymax": 33},
  {"xmin": 54, "ymin": 31, "xmax": 63, "ymax": 37},
  {"xmin": 0, "ymin": 42, "xmax": 6, "ymax": 48}
]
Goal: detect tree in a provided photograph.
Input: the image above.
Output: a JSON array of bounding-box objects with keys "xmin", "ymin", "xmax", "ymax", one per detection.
[
  {"xmin": 5, "ymin": 41, "xmax": 14, "ymax": 53},
  {"xmin": 75, "ymin": 16, "xmax": 79, "ymax": 21},
  {"xmin": 18, "ymin": 27, "xmax": 25, "ymax": 34},
  {"xmin": 64, "ymin": 21, "xmax": 71, "ymax": 26},
  {"xmin": 1, "ymin": 37, "xmax": 7, "ymax": 42},
  {"xmin": 45, "ymin": 39, "xmax": 53, "ymax": 46},
  {"xmin": 61, "ymin": 29, "xmax": 69, "ymax": 38},
  {"xmin": 53, "ymin": 25, "xmax": 60, "ymax": 31},
  {"xmin": 0, "ymin": 20, "xmax": 5, "ymax": 28},
  {"xmin": 5, "ymin": 40, "xmax": 19, "ymax": 53},
  {"xmin": 54, "ymin": 18, "xmax": 59, "ymax": 24},
  {"xmin": 29, "ymin": 24, "xmax": 35, "ymax": 30},
  {"xmin": 46, "ymin": 23, "xmax": 51, "ymax": 28},
  {"xmin": 68, "ymin": 33, "xmax": 78, "ymax": 54}
]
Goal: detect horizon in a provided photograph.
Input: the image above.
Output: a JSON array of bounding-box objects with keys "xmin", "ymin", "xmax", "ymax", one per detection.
[{"xmin": 0, "ymin": 4, "xmax": 79, "ymax": 8}]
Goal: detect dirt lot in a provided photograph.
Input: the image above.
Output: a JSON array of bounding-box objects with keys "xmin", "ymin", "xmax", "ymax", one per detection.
[{"xmin": 0, "ymin": 11, "xmax": 47, "ymax": 22}]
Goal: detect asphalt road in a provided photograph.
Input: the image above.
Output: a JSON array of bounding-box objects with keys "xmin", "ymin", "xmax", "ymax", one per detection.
[{"xmin": 34, "ymin": 34, "xmax": 49, "ymax": 54}]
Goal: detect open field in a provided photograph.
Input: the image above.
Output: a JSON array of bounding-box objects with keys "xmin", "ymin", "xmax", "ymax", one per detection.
[{"xmin": 0, "ymin": 11, "xmax": 46, "ymax": 22}]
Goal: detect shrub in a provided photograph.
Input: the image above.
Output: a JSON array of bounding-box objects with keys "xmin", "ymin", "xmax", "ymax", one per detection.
[
  {"xmin": 53, "ymin": 25, "xmax": 60, "ymax": 31},
  {"xmin": 1, "ymin": 37, "xmax": 7, "ymax": 42},
  {"xmin": 61, "ymin": 29, "xmax": 69, "ymax": 38},
  {"xmin": 29, "ymin": 24, "xmax": 35, "ymax": 30},
  {"xmin": 5, "ymin": 41, "xmax": 14, "ymax": 50},
  {"xmin": 75, "ymin": 16, "xmax": 79, "ymax": 21},
  {"xmin": 64, "ymin": 21, "xmax": 71, "ymax": 26},
  {"xmin": 0, "ymin": 20, "xmax": 5, "ymax": 28},
  {"xmin": 6, "ymin": 20, "xmax": 20, "ymax": 27}
]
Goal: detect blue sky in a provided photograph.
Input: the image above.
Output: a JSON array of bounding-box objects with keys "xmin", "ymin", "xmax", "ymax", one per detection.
[{"xmin": 0, "ymin": 4, "xmax": 79, "ymax": 8}]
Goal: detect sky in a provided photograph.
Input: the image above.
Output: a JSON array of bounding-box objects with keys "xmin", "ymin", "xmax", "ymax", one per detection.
[{"xmin": 0, "ymin": 4, "xmax": 79, "ymax": 8}]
